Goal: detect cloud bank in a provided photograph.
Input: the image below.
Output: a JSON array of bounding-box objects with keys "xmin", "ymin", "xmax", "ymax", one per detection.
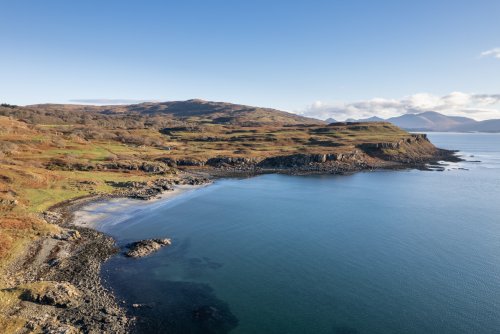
[
  {"xmin": 300, "ymin": 92, "xmax": 500, "ymax": 121},
  {"xmin": 480, "ymin": 48, "xmax": 500, "ymax": 59},
  {"xmin": 69, "ymin": 99, "xmax": 158, "ymax": 105}
]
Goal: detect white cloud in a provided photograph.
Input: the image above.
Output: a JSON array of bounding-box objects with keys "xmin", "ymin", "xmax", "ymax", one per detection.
[
  {"xmin": 480, "ymin": 48, "xmax": 500, "ymax": 59},
  {"xmin": 299, "ymin": 92, "xmax": 500, "ymax": 121}
]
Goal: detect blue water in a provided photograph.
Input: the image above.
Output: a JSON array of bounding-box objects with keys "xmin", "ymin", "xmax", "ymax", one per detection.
[{"xmin": 98, "ymin": 133, "xmax": 500, "ymax": 334}]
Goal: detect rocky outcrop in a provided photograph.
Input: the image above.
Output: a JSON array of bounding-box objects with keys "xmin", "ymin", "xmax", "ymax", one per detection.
[
  {"xmin": 41, "ymin": 323, "xmax": 79, "ymax": 334},
  {"xmin": 46, "ymin": 159, "xmax": 171, "ymax": 174},
  {"xmin": 52, "ymin": 230, "xmax": 81, "ymax": 241},
  {"xmin": 105, "ymin": 176, "xmax": 210, "ymax": 200},
  {"xmin": 176, "ymin": 175, "xmax": 211, "ymax": 185},
  {"xmin": 160, "ymin": 157, "xmax": 207, "ymax": 167},
  {"xmin": 206, "ymin": 157, "xmax": 257, "ymax": 167},
  {"xmin": 105, "ymin": 178, "xmax": 174, "ymax": 200},
  {"xmin": 0, "ymin": 198, "xmax": 18, "ymax": 209},
  {"xmin": 21, "ymin": 282, "xmax": 82, "ymax": 308},
  {"xmin": 257, "ymin": 151, "xmax": 364, "ymax": 168},
  {"xmin": 125, "ymin": 238, "xmax": 172, "ymax": 258},
  {"xmin": 42, "ymin": 211, "xmax": 63, "ymax": 224},
  {"xmin": 358, "ymin": 134, "xmax": 430, "ymax": 151}
]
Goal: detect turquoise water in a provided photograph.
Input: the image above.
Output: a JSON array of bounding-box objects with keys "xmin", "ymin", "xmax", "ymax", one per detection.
[{"xmin": 98, "ymin": 133, "xmax": 500, "ymax": 334}]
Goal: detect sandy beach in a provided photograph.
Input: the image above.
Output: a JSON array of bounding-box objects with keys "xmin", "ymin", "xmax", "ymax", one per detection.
[{"xmin": 72, "ymin": 184, "xmax": 210, "ymax": 229}]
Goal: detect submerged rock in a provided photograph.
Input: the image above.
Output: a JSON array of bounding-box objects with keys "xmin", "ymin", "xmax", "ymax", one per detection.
[{"xmin": 125, "ymin": 238, "xmax": 172, "ymax": 258}]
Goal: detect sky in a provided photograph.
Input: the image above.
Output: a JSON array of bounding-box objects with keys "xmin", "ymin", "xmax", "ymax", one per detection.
[{"xmin": 1, "ymin": 0, "xmax": 500, "ymax": 120}]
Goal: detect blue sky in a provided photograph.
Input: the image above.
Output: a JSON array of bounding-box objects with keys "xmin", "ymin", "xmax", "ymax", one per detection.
[{"xmin": 1, "ymin": 0, "xmax": 500, "ymax": 120}]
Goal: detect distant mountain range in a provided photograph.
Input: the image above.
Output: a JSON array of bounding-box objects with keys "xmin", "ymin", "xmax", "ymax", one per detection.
[{"xmin": 335, "ymin": 111, "xmax": 500, "ymax": 132}]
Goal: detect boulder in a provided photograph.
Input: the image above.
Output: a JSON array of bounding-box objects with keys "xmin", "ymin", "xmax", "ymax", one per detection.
[
  {"xmin": 52, "ymin": 230, "xmax": 81, "ymax": 241},
  {"xmin": 125, "ymin": 238, "xmax": 172, "ymax": 258}
]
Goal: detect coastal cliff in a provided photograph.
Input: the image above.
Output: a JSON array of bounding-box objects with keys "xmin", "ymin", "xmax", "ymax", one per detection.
[{"xmin": 160, "ymin": 133, "xmax": 456, "ymax": 175}]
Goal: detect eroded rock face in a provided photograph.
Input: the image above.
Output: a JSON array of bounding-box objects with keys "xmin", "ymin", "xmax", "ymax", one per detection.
[
  {"xmin": 22, "ymin": 282, "xmax": 82, "ymax": 308},
  {"xmin": 125, "ymin": 238, "xmax": 172, "ymax": 258}
]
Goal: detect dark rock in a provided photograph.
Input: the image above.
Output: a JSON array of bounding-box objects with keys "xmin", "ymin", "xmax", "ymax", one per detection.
[
  {"xmin": 125, "ymin": 238, "xmax": 172, "ymax": 258},
  {"xmin": 206, "ymin": 156, "xmax": 256, "ymax": 167}
]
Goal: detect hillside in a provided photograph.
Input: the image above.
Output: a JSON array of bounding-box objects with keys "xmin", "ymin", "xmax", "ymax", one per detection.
[{"xmin": 24, "ymin": 99, "xmax": 324, "ymax": 126}]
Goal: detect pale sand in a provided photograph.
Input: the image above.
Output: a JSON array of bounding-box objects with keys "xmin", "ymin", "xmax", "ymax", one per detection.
[{"xmin": 72, "ymin": 184, "xmax": 209, "ymax": 229}]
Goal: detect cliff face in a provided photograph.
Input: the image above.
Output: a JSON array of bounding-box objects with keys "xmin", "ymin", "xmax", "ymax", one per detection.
[
  {"xmin": 357, "ymin": 134, "xmax": 441, "ymax": 163},
  {"xmin": 257, "ymin": 151, "xmax": 365, "ymax": 168}
]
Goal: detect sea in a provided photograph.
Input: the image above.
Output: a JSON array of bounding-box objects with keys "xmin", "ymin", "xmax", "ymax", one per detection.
[{"xmin": 89, "ymin": 133, "xmax": 500, "ymax": 334}]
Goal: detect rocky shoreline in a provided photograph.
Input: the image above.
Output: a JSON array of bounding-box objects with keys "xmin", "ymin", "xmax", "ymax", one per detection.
[
  {"xmin": 2, "ymin": 175, "xmax": 212, "ymax": 333},
  {"xmin": 3, "ymin": 145, "xmax": 460, "ymax": 333}
]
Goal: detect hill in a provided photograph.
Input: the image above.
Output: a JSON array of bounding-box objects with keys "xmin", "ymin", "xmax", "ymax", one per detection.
[{"xmin": 25, "ymin": 99, "xmax": 324, "ymax": 126}]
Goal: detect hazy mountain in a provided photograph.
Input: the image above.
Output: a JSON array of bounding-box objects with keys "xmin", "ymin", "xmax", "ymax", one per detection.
[
  {"xmin": 385, "ymin": 111, "xmax": 476, "ymax": 131},
  {"xmin": 346, "ymin": 116, "xmax": 384, "ymax": 123},
  {"xmin": 452, "ymin": 119, "xmax": 500, "ymax": 132},
  {"xmin": 345, "ymin": 111, "xmax": 500, "ymax": 132},
  {"xmin": 325, "ymin": 117, "xmax": 337, "ymax": 123}
]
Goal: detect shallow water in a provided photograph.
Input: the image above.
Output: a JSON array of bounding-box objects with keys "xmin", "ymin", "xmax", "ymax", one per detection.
[{"xmin": 97, "ymin": 133, "xmax": 500, "ymax": 334}]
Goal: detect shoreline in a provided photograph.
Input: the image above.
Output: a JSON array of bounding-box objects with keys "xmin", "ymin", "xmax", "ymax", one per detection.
[
  {"xmin": 72, "ymin": 183, "xmax": 210, "ymax": 229},
  {"xmin": 4, "ymin": 152, "xmax": 460, "ymax": 333}
]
